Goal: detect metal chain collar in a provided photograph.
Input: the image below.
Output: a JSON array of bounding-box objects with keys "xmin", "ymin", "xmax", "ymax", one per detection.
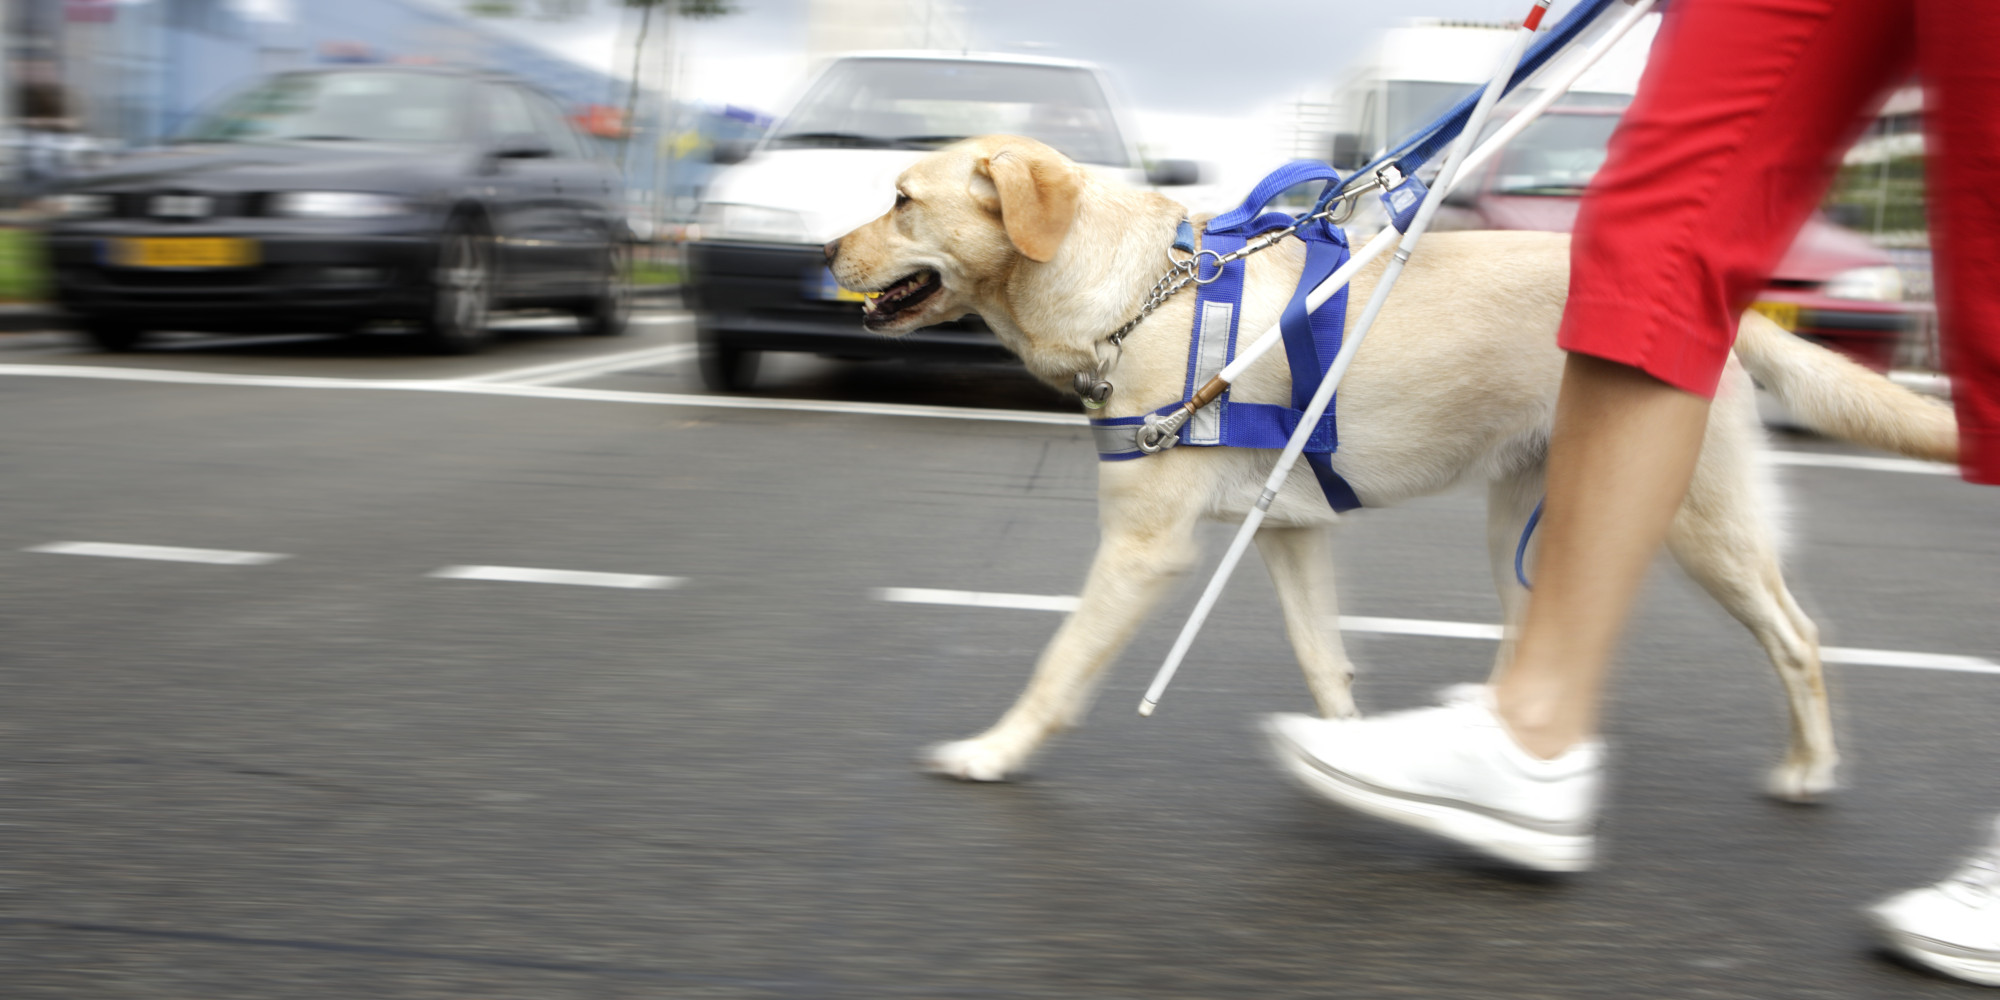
[{"xmin": 1072, "ymin": 184, "xmax": 1373, "ymax": 409}]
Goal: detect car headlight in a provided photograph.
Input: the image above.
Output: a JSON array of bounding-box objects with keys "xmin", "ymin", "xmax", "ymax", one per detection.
[
  {"xmin": 38, "ymin": 193, "xmax": 112, "ymax": 218},
  {"xmin": 270, "ymin": 191, "xmax": 410, "ymax": 219},
  {"xmin": 696, "ymin": 203, "xmax": 809, "ymax": 243},
  {"xmin": 1822, "ymin": 265, "xmax": 1904, "ymax": 302}
]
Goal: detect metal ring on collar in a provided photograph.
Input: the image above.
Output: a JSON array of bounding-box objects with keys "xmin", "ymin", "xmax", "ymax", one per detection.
[{"xmin": 1190, "ymin": 248, "xmax": 1228, "ymax": 285}]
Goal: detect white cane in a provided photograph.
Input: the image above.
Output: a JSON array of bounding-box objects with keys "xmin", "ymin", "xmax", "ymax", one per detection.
[{"xmin": 1139, "ymin": 0, "xmax": 1655, "ymax": 717}]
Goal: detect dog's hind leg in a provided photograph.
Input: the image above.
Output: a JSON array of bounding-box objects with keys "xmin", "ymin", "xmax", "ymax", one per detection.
[
  {"xmin": 1667, "ymin": 381, "xmax": 1837, "ymax": 802},
  {"xmin": 1254, "ymin": 526, "xmax": 1357, "ymax": 718},
  {"xmin": 1483, "ymin": 463, "xmax": 1546, "ymax": 675},
  {"xmin": 925, "ymin": 501, "xmax": 1204, "ymax": 782}
]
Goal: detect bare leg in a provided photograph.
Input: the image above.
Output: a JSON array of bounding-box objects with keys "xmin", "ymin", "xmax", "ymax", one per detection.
[{"xmin": 1490, "ymin": 353, "xmax": 1713, "ymax": 759}]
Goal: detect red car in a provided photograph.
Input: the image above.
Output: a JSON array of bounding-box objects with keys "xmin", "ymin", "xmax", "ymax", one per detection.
[{"xmin": 1431, "ymin": 106, "xmax": 1910, "ymax": 370}]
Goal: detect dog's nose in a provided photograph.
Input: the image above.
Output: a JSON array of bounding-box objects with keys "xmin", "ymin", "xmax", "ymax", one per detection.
[{"xmin": 822, "ymin": 238, "xmax": 841, "ymax": 264}]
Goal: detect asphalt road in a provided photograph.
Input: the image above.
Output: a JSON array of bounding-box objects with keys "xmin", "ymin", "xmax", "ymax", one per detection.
[{"xmin": 3, "ymin": 311, "xmax": 1997, "ymax": 998}]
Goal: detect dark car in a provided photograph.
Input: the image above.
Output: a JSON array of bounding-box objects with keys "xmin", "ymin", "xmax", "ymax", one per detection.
[
  {"xmin": 1432, "ymin": 106, "xmax": 1911, "ymax": 370},
  {"xmin": 41, "ymin": 66, "xmax": 630, "ymax": 353}
]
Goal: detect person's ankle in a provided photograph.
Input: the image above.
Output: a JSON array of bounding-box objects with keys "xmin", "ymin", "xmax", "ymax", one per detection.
[{"xmin": 1492, "ymin": 691, "xmax": 1593, "ymax": 761}]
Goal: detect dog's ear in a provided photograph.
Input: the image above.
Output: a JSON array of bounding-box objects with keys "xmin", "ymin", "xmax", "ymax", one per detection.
[{"xmin": 973, "ymin": 143, "xmax": 1081, "ymax": 263}]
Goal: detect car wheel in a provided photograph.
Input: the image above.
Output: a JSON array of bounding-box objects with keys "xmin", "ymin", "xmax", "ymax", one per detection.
[
  {"xmin": 81, "ymin": 317, "xmax": 147, "ymax": 352},
  {"xmin": 698, "ymin": 332, "xmax": 758, "ymax": 391},
  {"xmin": 577, "ymin": 240, "xmax": 632, "ymax": 337},
  {"xmin": 421, "ymin": 222, "xmax": 494, "ymax": 355}
]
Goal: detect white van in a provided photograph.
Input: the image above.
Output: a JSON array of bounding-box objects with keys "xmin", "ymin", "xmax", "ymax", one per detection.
[
  {"xmin": 1324, "ymin": 16, "xmax": 1655, "ymax": 171},
  {"xmin": 683, "ymin": 51, "xmax": 1195, "ymax": 390}
]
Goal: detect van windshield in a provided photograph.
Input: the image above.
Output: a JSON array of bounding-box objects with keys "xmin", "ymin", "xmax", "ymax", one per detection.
[
  {"xmin": 1489, "ymin": 112, "xmax": 1621, "ymax": 195},
  {"xmin": 771, "ymin": 59, "xmax": 1128, "ymax": 167}
]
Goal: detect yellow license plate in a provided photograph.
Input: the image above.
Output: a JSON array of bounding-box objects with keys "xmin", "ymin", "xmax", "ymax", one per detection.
[
  {"xmin": 811, "ymin": 267, "xmax": 867, "ymax": 302},
  {"xmin": 1750, "ymin": 300, "xmax": 1799, "ymax": 331},
  {"xmin": 109, "ymin": 237, "xmax": 259, "ymax": 269}
]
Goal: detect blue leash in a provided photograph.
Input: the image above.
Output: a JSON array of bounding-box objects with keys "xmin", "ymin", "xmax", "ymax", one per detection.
[{"xmin": 1514, "ymin": 499, "xmax": 1545, "ymax": 589}]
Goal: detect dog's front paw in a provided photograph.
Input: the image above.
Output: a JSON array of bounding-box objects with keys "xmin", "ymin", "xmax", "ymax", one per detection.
[
  {"xmin": 1766, "ymin": 757, "xmax": 1839, "ymax": 803},
  {"xmin": 923, "ymin": 738, "xmax": 1021, "ymax": 782}
]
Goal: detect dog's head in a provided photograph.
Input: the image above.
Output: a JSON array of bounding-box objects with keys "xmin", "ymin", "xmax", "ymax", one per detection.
[{"xmin": 825, "ymin": 135, "xmax": 1082, "ymax": 336}]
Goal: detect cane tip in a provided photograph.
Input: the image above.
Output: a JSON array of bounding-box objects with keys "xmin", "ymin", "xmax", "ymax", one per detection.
[{"xmin": 1138, "ymin": 699, "xmax": 1156, "ymax": 717}]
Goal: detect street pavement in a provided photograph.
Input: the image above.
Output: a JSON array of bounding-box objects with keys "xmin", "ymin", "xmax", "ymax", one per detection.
[{"xmin": 2, "ymin": 308, "xmax": 1998, "ymax": 998}]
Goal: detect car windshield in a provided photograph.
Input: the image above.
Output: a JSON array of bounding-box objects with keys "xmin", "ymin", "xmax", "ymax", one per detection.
[
  {"xmin": 771, "ymin": 58, "xmax": 1128, "ymax": 167},
  {"xmin": 180, "ymin": 71, "xmax": 468, "ymax": 145},
  {"xmin": 1489, "ymin": 112, "xmax": 1621, "ymax": 195}
]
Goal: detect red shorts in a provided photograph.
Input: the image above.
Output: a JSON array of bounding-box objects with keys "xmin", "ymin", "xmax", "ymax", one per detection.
[{"xmin": 1560, "ymin": 0, "xmax": 2000, "ymax": 484}]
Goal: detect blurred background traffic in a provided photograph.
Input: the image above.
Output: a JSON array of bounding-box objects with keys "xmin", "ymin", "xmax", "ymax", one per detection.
[{"xmin": 0, "ymin": 0, "xmax": 1935, "ymax": 388}]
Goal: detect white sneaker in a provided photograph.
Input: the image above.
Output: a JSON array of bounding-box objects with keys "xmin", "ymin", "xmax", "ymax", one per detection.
[
  {"xmin": 1871, "ymin": 816, "xmax": 2000, "ymax": 986},
  {"xmin": 1262, "ymin": 684, "xmax": 1603, "ymax": 872}
]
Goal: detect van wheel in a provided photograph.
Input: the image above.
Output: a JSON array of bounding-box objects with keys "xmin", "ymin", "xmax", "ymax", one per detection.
[
  {"xmin": 698, "ymin": 334, "xmax": 758, "ymax": 391},
  {"xmin": 421, "ymin": 222, "xmax": 494, "ymax": 354},
  {"xmin": 82, "ymin": 318, "xmax": 147, "ymax": 352}
]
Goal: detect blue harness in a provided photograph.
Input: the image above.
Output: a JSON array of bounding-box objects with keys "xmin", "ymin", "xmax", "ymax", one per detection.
[
  {"xmin": 1088, "ymin": 162, "xmax": 1365, "ymax": 512},
  {"xmin": 1082, "ymin": 0, "xmax": 1621, "ymax": 517}
]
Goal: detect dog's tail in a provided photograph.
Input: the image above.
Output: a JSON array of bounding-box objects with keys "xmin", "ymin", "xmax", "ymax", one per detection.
[{"xmin": 1733, "ymin": 309, "xmax": 1958, "ymax": 464}]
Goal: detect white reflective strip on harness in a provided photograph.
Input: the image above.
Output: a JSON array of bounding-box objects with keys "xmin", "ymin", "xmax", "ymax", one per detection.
[
  {"xmin": 1092, "ymin": 421, "xmax": 1143, "ymax": 456},
  {"xmin": 1189, "ymin": 300, "xmax": 1233, "ymax": 446}
]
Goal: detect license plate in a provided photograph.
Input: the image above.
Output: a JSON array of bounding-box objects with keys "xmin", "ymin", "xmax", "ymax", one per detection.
[
  {"xmin": 108, "ymin": 237, "xmax": 258, "ymax": 269},
  {"xmin": 807, "ymin": 267, "xmax": 866, "ymax": 303},
  {"xmin": 1750, "ymin": 300, "xmax": 1799, "ymax": 331}
]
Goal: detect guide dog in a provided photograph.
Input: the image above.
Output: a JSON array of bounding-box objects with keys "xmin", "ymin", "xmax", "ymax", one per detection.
[{"xmin": 826, "ymin": 134, "xmax": 1957, "ymax": 798}]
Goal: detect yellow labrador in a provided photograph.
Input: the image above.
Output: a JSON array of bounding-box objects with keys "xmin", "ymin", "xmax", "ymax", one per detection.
[{"xmin": 827, "ymin": 134, "xmax": 1956, "ymax": 798}]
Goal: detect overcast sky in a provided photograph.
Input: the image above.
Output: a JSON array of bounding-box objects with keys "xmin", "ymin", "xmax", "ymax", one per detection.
[{"xmin": 471, "ymin": 0, "xmax": 1562, "ymax": 118}]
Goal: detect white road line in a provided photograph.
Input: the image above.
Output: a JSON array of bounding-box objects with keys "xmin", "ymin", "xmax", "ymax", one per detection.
[
  {"xmin": 465, "ymin": 337, "xmax": 697, "ymax": 387},
  {"xmin": 0, "ymin": 364, "xmax": 1090, "ymax": 426},
  {"xmin": 0, "ymin": 364, "xmax": 1972, "ymax": 467},
  {"xmin": 1336, "ymin": 615, "xmax": 1506, "ymax": 640},
  {"xmin": 873, "ymin": 587, "xmax": 1081, "ymax": 612},
  {"xmin": 428, "ymin": 565, "xmax": 682, "ymax": 590},
  {"xmin": 1821, "ymin": 647, "xmax": 2000, "ymax": 674},
  {"xmin": 1767, "ymin": 451, "xmax": 1954, "ymax": 475},
  {"xmin": 26, "ymin": 541, "xmax": 288, "ymax": 566},
  {"xmin": 875, "ymin": 588, "xmax": 1998, "ymax": 674}
]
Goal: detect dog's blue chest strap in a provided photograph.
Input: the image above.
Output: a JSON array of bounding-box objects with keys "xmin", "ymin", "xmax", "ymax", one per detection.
[{"xmin": 1088, "ymin": 161, "xmax": 1364, "ymax": 513}]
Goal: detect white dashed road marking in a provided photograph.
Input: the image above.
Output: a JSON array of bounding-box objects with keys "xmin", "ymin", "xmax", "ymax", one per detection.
[
  {"xmin": 875, "ymin": 588, "xmax": 2000, "ymax": 675},
  {"xmin": 27, "ymin": 541, "xmax": 288, "ymax": 566},
  {"xmin": 428, "ymin": 565, "xmax": 683, "ymax": 590},
  {"xmin": 466, "ymin": 338, "xmax": 697, "ymax": 386},
  {"xmin": 873, "ymin": 587, "xmax": 1081, "ymax": 612},
  {"xmin": 1766, "ymin": 452, "xmax": 1954, "ymax": 475}
]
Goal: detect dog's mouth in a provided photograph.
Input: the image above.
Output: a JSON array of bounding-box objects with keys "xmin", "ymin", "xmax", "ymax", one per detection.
[{"xmin": 861, "ymin": 269, "xmax": 942, "ymax": 328}]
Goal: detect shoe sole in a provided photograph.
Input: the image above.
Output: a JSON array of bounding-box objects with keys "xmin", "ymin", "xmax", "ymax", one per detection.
[
  {"xmin": 1870, "ymin": 910, "xmax": 2000, "ymax": 986},
  {"xmin": 1263, "ymin": 718, "xmax": 1595, "ymax": 873}
]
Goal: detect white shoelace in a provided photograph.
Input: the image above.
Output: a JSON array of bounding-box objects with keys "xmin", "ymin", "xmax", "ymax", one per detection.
[{"xmin": 1941, "ymin": 852, "xmax": 2000, "ymax": 907}]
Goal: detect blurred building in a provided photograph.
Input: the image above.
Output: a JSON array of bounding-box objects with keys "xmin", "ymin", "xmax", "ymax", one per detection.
[
  {"xmin": 0, "ymin": 0, "xmax": 771, "ymax": 219},
  {"xmin": 40, "ymin": 0, "xmax": 616, "ymax": 146}
]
